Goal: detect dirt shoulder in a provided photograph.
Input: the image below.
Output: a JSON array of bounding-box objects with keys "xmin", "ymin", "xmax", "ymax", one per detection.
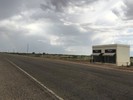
[
  {"xmin": 7, "ymin": 54, "xmax": 133, "ymax": 72},
  {"xmin": 36, "ymin": 57, "xmax": 133, "ymax": 72},
  {"xmin": 0, "ymin": 55, "xmax": 55, "ymax": 100},
  {"xmin": 62, "ymin": 60, "xmax": 133, "ymax": 72}
]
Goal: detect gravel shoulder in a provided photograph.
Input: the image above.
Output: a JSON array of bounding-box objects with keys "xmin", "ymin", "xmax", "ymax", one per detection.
[
  {"xmin": 0, "ymin": 55, "xmax": 55, "ymax": 100},
  {"xmin": 42, "ymin": 58, "xmax": 133, "ymax": 72}
]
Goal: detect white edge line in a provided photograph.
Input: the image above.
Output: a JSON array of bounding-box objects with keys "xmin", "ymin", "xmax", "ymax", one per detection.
[{"xmin": 6, "ymin": 59, "xmax": 64, "ymax": 100}]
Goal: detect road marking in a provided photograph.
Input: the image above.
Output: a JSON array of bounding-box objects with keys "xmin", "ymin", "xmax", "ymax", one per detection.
[{"xmin": 6, "ymin": 59, "xmax": 64, "ymax": 100}]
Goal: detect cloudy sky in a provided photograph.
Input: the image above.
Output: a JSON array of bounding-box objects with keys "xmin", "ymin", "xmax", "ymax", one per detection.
[{"xmin": 0, "ymin": 0, "xmax": 133, "ymax": 55}]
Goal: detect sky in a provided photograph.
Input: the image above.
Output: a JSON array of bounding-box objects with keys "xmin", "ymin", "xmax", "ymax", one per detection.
[{"xmin": 0, "ymin": 0, "xmax": 133, "ymax": 55}]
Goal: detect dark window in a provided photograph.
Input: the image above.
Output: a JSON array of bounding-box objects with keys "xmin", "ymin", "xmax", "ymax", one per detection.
[
  {"xmin": 105, "ymin": 49, "xmax": 116, "ymax": 53},
  {"xmin": 93, "ymin": 50, "xmax": 101, "ymax": 53}
]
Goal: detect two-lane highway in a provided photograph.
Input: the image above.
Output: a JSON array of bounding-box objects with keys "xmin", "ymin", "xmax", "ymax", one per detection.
[{"xmin": 5, "ymin": 54, "xmax": 133, "ymax": 100}]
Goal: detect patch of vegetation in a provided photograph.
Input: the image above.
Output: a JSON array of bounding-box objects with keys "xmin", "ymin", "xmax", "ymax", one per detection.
[{"xmin": 6, "ymin": 52, "xmax": 92, "ymax": 61}]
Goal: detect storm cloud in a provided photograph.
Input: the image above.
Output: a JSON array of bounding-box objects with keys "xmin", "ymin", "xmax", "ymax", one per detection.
[{"xmin": 0, "ymin": 0, "xmax": 133, "ymax": 55}]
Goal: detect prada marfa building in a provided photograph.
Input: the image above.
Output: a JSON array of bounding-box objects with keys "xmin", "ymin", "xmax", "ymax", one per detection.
[{"xmin": 92, "ymin": 44, "xmax": 130, "ymax": 66}]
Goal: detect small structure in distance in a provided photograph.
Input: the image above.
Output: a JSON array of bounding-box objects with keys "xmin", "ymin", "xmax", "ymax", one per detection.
[{"xmin": 92, "ymin": 44, "xmax": 130, "ymax": 66}]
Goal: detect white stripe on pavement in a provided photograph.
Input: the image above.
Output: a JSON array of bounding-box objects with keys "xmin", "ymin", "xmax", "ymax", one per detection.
[{"xmin": 6, "ymin": 59, "xmax": 64, "ymax": 100}]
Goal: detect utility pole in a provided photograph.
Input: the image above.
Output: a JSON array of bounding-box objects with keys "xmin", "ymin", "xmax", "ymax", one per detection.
[{"xmin": 27, "ymin": 43, "xmax": 29, "ymax": 54}]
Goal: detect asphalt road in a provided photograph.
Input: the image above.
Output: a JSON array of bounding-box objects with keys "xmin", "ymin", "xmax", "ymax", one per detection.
[
  {"xmin": 4, "ymin": 54, "xmax": 133, "ymax": 100},
  {"xmin": 0, "ymin": 54, "xmax": 56, "ymax": 100}
]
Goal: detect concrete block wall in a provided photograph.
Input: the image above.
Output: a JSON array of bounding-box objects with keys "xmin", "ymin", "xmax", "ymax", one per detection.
[{"xmin": 116, "ymin": 45, "xmax": 130, "ymax": 66}]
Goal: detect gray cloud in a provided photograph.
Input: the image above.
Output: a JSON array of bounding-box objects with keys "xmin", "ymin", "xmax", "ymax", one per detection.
[
  {"xmin": 40, "ymin": 0, "xmax": 98, "ymax": 12},
  {"xmin": 0, "ymin": 0, "xmax": 133, "ymax": 55},
  {"xmin": 0, "ymin": 0, "xmax": 22, "ymax": 19},
  {"xmin": 124, "ymin": 0, "xmax": 133, "ymax": 20}
]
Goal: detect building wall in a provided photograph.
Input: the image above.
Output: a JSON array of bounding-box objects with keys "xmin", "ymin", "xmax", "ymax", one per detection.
[
  {"xmin": 93, "ymin": 45, "xmax": 117, "ymax": 64},
  {"xmin": 92, "ymin": 44, "xmax": 130, "ymax": 66},
  {"xmin": 93, "ymin": 45, "xmax": 117, "ymax": 53},
  {"xmin": 116, "ymin": 45, "xmax": 130, "ymax": 66}
]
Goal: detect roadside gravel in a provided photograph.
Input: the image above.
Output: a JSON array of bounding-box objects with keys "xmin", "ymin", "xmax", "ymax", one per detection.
[{"xmin": 0, "ymin": 55, "xmax": 55, "ymax": 100}]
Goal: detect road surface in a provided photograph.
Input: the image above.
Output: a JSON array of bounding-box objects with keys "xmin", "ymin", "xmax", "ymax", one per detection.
[
  {"xmin": 3, "ymin": 54, "xmax": 133, "ymax": 100},
  {"xmin": 0, "ymin": 54, "xmax": 55, "ymax": 100}
]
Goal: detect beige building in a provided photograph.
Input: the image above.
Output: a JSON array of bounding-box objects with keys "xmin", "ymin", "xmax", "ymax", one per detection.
[{"xmin": 92, "ymin": 44, "xmax": 130, "ymax": 66}]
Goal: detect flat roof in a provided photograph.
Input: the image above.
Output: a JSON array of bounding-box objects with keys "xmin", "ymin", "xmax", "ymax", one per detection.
[{"xmin": 93, "ymin": 44, "xmax": 130, "ymax": 48}]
